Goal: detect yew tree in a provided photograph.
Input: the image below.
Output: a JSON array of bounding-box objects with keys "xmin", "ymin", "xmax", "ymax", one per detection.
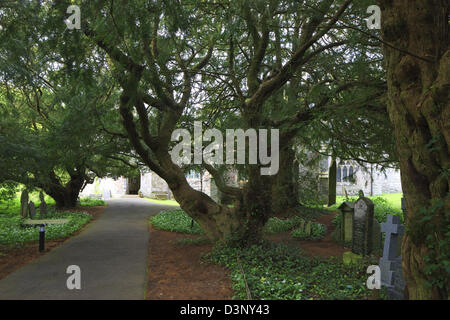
[
  {"xmin": 0, "ymin": 1, "xmax": 138, "ymax": 207},
  {"xmin": 377, "ymin": 0, "xmax": 449, "ymax": 299},
  {"xmin": 75, "ymin": 0, "xmax": 379, "ymax": 245}
]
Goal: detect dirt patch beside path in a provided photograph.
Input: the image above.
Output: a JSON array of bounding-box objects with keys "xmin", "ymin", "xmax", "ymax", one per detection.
[
  {"xmin": 146, "ymin": 225, "xmax": 233, "ymax": 300},
  {"xmin": 0, "ymin": 206, "xmax": 105, "ymax": 281}
]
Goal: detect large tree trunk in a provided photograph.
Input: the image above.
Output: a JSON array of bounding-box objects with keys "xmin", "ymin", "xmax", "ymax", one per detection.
[
  {"xmin": 328, "ymin": 158, "xmax": 337, "ymax": 207},
  {"xmin": 42, "ymin": 172, "xmax": 85, "ymax": 208},
  {"xmin": 378, "ymin": 0, "xmax": 449, "ymax": 299},
  {"xmin": 158, "ymin": 154, "xmax": 269, "ymax": 246},
  {"xmin": 272, "ymin": 145, "xmax": 301, "ymax": 217}
]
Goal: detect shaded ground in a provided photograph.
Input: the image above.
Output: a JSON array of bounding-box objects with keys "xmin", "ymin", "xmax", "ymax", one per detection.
[
  {"xmin": 0, "ymin": 206, "xmax": 105, "ymax": 281},
  {"xmin": 146, "ymin": 211, "xmax": 346, "ymax": 300},
  {"xmin": 266, "ymin": 212, "xmax": 349, "ymax": 258},
  {"xmin": 0, "ymin": 199, "xmax": 347, "ymax": 300},
  {"xmin": 146, "ymin": 225, "xmax": 233, "ymax": 300}
]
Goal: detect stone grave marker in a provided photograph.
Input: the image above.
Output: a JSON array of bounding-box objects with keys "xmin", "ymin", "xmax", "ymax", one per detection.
[
  {"xmin": 338, "ymin": 201, "xmax": 355, "ymax": 243},
  {"xmin": 20, "ymin": 190, "xmax": 29, "ymax": 218},
  {"xmin": 28, "ymin": 201, "xmax": 36, "ymax": 219},
  {"xmin": 379, "ymin": 214, "xmax": 405, "ymax": 300},
  {"xmin": 39, "ymin": 191, "xmax": 47, "ymax": 216},
  {"xmin": 352, "ymin": 196, "xmax": 374, "ymax": 256},
  {"xmin": 371, "ymin": 219, "xmax": 382, "ymax": 253}
]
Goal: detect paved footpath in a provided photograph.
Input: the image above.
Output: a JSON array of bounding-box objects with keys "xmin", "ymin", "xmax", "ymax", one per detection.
[{"xmin": 0, "ymin": 198, "xmax": 175, "ymax": 300}]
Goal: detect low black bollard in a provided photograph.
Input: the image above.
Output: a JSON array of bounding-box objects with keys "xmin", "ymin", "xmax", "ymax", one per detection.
[{"xmin": 39, "ymin": 224, "xmax": 45, "ymax": 252}]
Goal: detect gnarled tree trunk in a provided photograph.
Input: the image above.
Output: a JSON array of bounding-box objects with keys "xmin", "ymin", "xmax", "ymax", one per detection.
[
  {"xmin": 42, "ymin": 171, "xmax": 85, "ymax": 208},
  {"xmin": 272, "ymin": 145, "xmax": 301, "ymax": 217},
  {"xmin": 378, "ymin": 0, "xmax": 449, "ymax": 299},
  {"xmin": 328, "ymin": 158, "xmax": 337, "ymax": 207}
]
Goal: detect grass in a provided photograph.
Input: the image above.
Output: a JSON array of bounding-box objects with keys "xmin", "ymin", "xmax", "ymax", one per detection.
[
  {"xmin": 205, "ymin": 243, "xmax": 381, "ymax": 300},
  {"xmin": 144, "ymin": 197, "xmax": 179, "ymax": 206},
  {"xmin": 79, "ymin": 197, "xmax": 106, "ymax": 207},
  {"xmin": 0, "ymin": 210, "xmax": 92, "ymax": 247},
  {"xmin": 0, "ymin": 192, "xmax": 106, "ymax": 217},
  {"xmin": 149, "ymin": 209, "xmax": 203, "ymax": 235},
  {"xmin": 150, "ymin": 207, "xmax": 330, "ymax": 241},
  {"xmin": 327, "ymin": 193, "xmax": 403, "ymax": 223},
  {"xmin": 374, "ymin": 193, "xmax": 403, "ymax": 212},
  {"xmin": 0, "ymin": 192, "xmax": 105, "ymax": 248}
]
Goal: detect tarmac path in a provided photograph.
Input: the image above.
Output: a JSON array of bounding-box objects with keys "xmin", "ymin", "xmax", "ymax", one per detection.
[{"xmin": 0, "ymin": 197, "xmax": 174, "ymax": 300}]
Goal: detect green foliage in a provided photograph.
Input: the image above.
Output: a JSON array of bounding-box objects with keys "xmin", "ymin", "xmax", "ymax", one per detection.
[
  {"xmin": 149, "ymin": 209, "xmax": 203, "ymax": 235},
  {"xmin": 409, "ymin": 195, "xmax": 450, "ymax": 292},
  {"xmin": 328, "ymin": 194, "xmax": 403, "ymax": 223},
  {"xmin": 0, "ymin": 210, "xmax": 91, "ymax": 247},
  {"xmin": 371, "ymin": 196, "xmax": 403, "ymax": 223},
  {"xmin": 0, "ymin": 191, "xmax": 103, "ymax": 247},
  {"xmin": 79, "ymin": 197, "xmax": 106, "ymax": 207},
  {"xmin": 0, "ymin": 182, "xmax": 18, "ymax": 205},
  {"xmin": 0, "ymin": 191, "xmax": 104, "ymax": 217},
  {"xmin": 0, "ymin": 2, "xmax": 138, "ymax": 205},
  {"xmin": 291, "ymin": 222, "xmax": 327, "ymax": 241},
  {"xmin": 205, "ymin": 243, "xmax": 378, "ymax": 300},
  {"xmin": 263, "ymin": 216, "xmax": 305, "ymax": 234},
  {"xmin": 144, "ymin": 197, "xmax": 180, "ymax": 206}
]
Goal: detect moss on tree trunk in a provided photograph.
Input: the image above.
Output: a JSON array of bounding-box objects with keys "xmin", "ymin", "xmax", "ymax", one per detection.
[
  {"xmin": 272, "ymin": 145, "xmax": 301, "ymax": 217},
  {"xmin": 377, "ymin": 0, "xmax": 449, "ymax": 299}
]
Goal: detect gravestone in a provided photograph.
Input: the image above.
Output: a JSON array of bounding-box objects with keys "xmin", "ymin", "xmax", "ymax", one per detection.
[
  {"xmin": 103, "ymin": 190, "xmax": 112, "ymax": 200},
  {"xmin": 379, "ymin": 214, "xmax": 405, "ymax": 300},
  {"xmin": 39, "ymin": 191, "xmax": 47, "ymax": 216},
  {"xmin": 371, "ymin": 218, "xmax": 382, "ymax": 253},
  {"xmin": 352, "ymin": 196, "xmax": 374, "ymax": 256},
  {"xmin": 338, "ymin": 201, "xmax": 355, "ymax": 244},
  {"xmin": 20, "ymin": 190, "xmax": 29, "ymax": 218},
  {"xmin": 28, "ymin": 201, "xmax": 36, "ymax": 219}
]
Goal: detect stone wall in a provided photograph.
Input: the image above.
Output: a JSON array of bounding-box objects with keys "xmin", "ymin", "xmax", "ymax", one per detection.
[
  {"xmin": 380, "ymin": 168, "xmax": 403, "ymax": 194},
  {"xmin": 80, "ymin": 177, "xmax": 126, "ymax": 197},
  {"xmin": 140, "ymin": 172, "xmax": 153, "ymax": 197},
  {"xmin": 335, "ymin": 163, "xmax": 402, "ymax": 196},
  {"xmin": 139, "ymin": 171, "xmax": 212, "ymax": 199},
  {"xmin": 186, "ymin": 171, "xmax": 211, "ymax": 195}
]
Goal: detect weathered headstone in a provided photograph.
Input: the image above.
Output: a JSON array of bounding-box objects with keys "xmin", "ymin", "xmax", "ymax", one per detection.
[
  {"xmin": 352, "ymin": 196, "xmax": 374, "ymax": 255},
  {"xmin": 28, "ymin": 201, "xmax": 36, "ymax": 219},
  {"xmin": 20, "ymin": 190, "xmax": 29, "ymax": 218},
  {"xmin": 379, "ymin": 214, "xmax": 405, "ymax": 300},
  {"xmin": 39, "ymin": 191, "xmax": 47, "ymax": 216},
  {"xmin": 338, "ymin": 201, "xmax": 355, "ymax": 244},
  {"xmin": 371, "ymin": 218, "xmax": 382, "ymax": 253}
]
